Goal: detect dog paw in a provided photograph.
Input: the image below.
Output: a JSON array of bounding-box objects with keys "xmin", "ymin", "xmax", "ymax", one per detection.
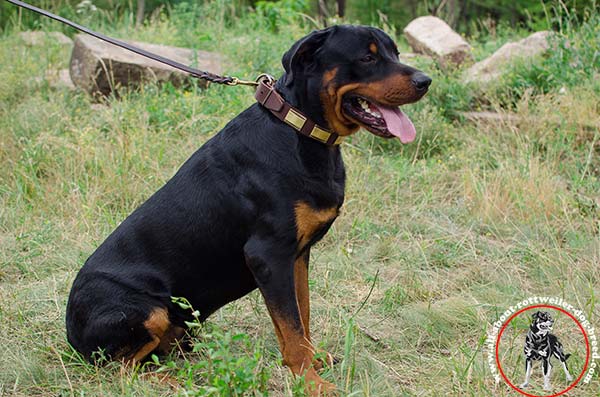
[
  {"xmin": 304, "ymin": 369, "xmax": 337, "ymax": 396},
  {"xmin": 520, "ymin": 382, "xmax": 529, "ymax": 388},
  {"xmin": 566, "ymin": 375, "xmax": 574, "ymax": 382},
  {"xmin": 543, "ymin": 384, "xmax": 552, "ymax": 391}
]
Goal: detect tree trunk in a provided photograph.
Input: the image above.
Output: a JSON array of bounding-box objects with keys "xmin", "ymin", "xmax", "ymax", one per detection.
[
  {"xmin": 136, "ymin": 0, "xmax": 145, "ymax": 27},
  {"xmin": 318, "ymin": 0, "xmax": 330, "ymax": 25},
  {"xmin": 337, "ymin": 0, "xmax": 345, "ymax": 17}
]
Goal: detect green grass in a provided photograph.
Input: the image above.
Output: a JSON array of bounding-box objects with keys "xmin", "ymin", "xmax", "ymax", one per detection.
[{"xmin": 1, "ymin": 1, "xmax": 599, "ymax": 396}]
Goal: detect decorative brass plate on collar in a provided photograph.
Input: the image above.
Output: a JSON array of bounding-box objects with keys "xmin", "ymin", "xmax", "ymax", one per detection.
[
  {"xmin": 284, "ymin": 109, "xmax": 307, "ymax": 130},
  {"xmin": 309, "ymin": 126, "xmax": 331, "ymax": 143}
]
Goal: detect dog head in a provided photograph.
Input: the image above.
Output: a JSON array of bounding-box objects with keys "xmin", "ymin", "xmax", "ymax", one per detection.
[
  {"xmin": 279, "ymin": 25, "xmax": 431, "ymax": 142},
  {"xmin": 531, "ymin": 311, "xmax": 554, "ymax": 335}
]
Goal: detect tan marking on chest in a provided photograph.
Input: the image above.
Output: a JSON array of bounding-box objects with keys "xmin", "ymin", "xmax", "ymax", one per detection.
[{"xmin": 294, "ymin": 202, "xmax": 338, "ymax": 248}]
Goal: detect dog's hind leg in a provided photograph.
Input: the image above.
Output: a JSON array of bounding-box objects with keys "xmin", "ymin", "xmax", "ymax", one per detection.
[
  {"xmin": 542, "ymin": 359, "xmax": 553, "ymax": 391},
  {"xmin": 553, "ymin": 342, "xmax": 573, "ymax": 382},
  {"xmin": 520, "ymin": 359, "xmax": 532, "ymax": 388},
  {"xmin": 561, "ymin": 360, "xmax": 573, "ymax": 382},
  {"xmin": 553, "ymin": 351, "xmax": 573, "ymax": 382}
]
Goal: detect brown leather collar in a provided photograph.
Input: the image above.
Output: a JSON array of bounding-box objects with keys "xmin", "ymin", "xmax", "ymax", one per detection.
[{"xmin": 254, "ymin": 76, "xmax": 343, "ymax": 146}]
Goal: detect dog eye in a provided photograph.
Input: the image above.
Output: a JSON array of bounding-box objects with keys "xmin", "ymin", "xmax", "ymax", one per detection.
[{"xmin": 360, "ymin": 54, "xmax": 376, "ymax": 63}]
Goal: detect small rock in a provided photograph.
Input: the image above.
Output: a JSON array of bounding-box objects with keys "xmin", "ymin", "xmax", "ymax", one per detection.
[
  {"xmin": 403, "ymin": 16, "xmax": 472, "ymax": 67},
  {"xmin": 466, "ymin": 31, "xmax": 555, "ymax": 84},
  {"xmin": 19, "ymin": 31, "xmax": 73, "ymax": 46},
  {"xmin": 69, "ymin": 34, "xmax": 223, "ymax": 96}
]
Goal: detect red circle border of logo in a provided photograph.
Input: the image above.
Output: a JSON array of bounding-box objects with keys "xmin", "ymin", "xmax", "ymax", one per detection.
[{"xmin": 494, "ymin": 304, "xmax": 591, "ymax": 397}]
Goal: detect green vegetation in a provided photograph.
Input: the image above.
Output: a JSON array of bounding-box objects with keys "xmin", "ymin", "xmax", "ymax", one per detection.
[
  {"xmin": 1, "ymin": 0, "xmax": 595, "ymax": 33},
  {"xmin": 0, "ymin": 0, "xmax": 599, "ymax": 396}
]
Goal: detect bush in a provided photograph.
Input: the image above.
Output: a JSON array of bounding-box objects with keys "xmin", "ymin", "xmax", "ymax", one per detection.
[{"xmin": 152, "ymin": 297, "xmax": 271, "ymax": 396}]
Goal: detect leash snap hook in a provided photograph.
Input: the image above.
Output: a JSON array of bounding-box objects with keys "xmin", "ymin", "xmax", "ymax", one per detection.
[
  {"xmin": 226, "ymin": 76, "xmax": 260, "ymax": 87},
  {"xmin": 256, "ymin": 73, "xmax": 276, "ymax": 86}
]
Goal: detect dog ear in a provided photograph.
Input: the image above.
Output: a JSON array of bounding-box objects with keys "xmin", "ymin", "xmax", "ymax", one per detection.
[
  {"xmin": 532, "ymin": 311, "xmax": 541, "ymax": 320},
  {"xmin": 281, "ymin": 27, "xmax": 335, "ymax": 87}
]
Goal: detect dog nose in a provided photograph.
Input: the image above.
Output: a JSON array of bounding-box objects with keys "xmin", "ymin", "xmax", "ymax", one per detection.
[{"xmin": 411, "ymin": 72, "xmax": 432, "ymax": 91}]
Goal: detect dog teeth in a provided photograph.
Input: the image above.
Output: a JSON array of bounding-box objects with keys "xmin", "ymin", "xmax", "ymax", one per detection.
[{"xmin": 357, "ymin": 98, "xmax": 382, "ymax": 118}]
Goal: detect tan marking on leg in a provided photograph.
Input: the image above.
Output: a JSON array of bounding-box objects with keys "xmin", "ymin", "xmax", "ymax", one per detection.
[
  {"xmin": 144, "ymin": 307, "xmax": 170, "ymax": 337},
  {"xmin": 294, "ymin": 254, "xmax": 310, "ymax": 341},
  {"xmin": 295, "ymin": 253, "xmax": 334, "ymax": 372},
  {"xmin": 267, "ymin": 309, "xmax": 312, "ymax": 371},
  {"xmin": 266, "ymin": 308, "xmax": 336, "ymax": 396},
  {"xmin": 294, "ymin": 202, "xmax": 338, "ymax": 250},
  {"xmin": 127, "ymin": 307, "xmax": 170, "ymax": 363},
  {"xmin": 131, "ymin": 336, "xmax": 160, "ymax": 362}
]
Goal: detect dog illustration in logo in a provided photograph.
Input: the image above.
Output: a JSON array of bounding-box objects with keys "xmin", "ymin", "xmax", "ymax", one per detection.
[{"xmin": 520, "ymin": 311, "xmax": 573, "ymax": 391}]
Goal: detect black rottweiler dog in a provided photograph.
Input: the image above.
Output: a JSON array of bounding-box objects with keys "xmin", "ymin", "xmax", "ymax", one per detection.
[
  {"xmin": 66, "ymin": 25, "xmax": 431, "ymax": 395},
  {"xmin": 521, "ymin": 311, "xmax": 573, "ymax": 391}
]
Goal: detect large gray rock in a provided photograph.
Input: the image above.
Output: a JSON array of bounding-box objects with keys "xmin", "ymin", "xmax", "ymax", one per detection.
[
  {"xmin": 69, "ymin": 34, "xmax": 223, "ymax": 96},
  {"xmin": 403, "ymin": 16, "xmax": 472, "ymax": 66},
  {"xmin": 20, "ymin": 31, "xmax": 73, "ymax": 47},
  {"xmin": 466, "ymin": 31, "xmax": 554, "ymax": 83}
]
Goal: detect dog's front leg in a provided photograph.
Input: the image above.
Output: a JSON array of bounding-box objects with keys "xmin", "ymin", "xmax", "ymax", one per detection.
[
  {"xmin": 295, "ymin": 250, "xmax": 312, "ymax": 342},
  {"xmin": 245, "ymin": 237, "xmax": 336, "ymax": 396},
  {"xmin": 520, "ymin": 359, "xmax": 532, "ymax": 388},
  {"xmin": 295, "ymin": 249, "xmax": 335, "ymax": 371},
  {"xmin": 543, "ymin": 359, "xmax": 552, "ymax": 391}
]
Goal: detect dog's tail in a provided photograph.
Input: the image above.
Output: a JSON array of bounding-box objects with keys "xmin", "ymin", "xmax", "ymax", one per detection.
[{"xmin": 565, "ymin": 353, "xmax": 571, "ymax": 361}]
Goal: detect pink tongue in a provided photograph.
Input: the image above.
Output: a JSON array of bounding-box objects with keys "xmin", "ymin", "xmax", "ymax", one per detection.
[{"xmin": 375, "ymin": 105, "xmax": 416, "ymax": 143}]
